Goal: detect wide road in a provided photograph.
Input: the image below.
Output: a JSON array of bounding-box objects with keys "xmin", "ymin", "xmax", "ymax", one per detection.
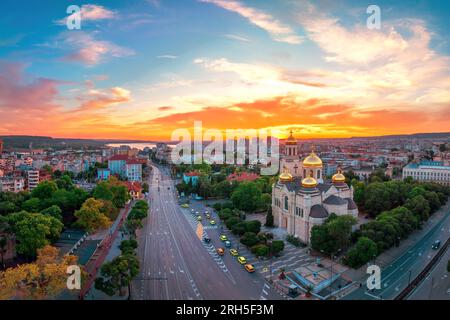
[
  {"xmin": 408, "ymin": 245, "xmax": 449, "ymax": 300},
  {"xmin": 343, "ymin": 208, "xmax": 450, "ymax": 300},
  {"xmin": 133, "ymin": 164, "xmax": 283, "ymax": 300}
]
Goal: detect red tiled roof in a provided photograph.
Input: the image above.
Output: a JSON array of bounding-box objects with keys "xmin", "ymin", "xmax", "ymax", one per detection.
[
  {"xmin": 184, "ymin": 171, "xmax": 201, "ymax": 177},
  {"xmin": 126, "ymin": 159, "xmax": 142, "ymax": 165},
  {"xmin": 109, "ymin": 154, "xmax": 129, "ymax": 161},
  {"xmin": 124, "ymin": 181, "xmax": 142, "ymax": 192},
  {"xmin": 226, "ymin": 172, "xmax": 259, "ymax": 182}
]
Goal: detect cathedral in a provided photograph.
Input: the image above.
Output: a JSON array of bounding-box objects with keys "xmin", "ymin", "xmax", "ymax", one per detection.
[{"xmin": 272, "ymin": 131, "xmax": 358, "ymax": 244}]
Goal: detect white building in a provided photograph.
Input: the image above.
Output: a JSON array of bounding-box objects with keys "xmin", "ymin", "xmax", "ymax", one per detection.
[
  {"xmin": 27, "ymin": 170, "xmax": 40, "ymax": 191},
  {"xmin": 402, "ymin": 161, "xmax": 450, "ymax": 186},
  {"xmin": 0, "ymin": 177, "xmax": 25, "ymax": 193}
]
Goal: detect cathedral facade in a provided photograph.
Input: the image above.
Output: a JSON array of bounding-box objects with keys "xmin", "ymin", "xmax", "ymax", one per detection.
[{"xmin": 272, "ymin": 132, "xmax": 358, "ymax": 244}]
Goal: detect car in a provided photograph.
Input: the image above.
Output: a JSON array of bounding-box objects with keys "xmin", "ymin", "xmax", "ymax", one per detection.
[
  {"xmin": 206, "ymin": 213, "xmax": 211, "ymax": 219},
  {"xmin": 203, "ymin": 237, "xmax": 211, "ymax": 244},
  {"xmin": 210, "ymin": 220, "xmax": 216, "ymax": 225},
  {"xmin": 229, "ymin": 249, "xmax": 238, "ymax": 256},
  {"xmin": 197, "ymin": 215, "xmax": 202, "ymax": 221},
  {"xmin": 216, "ymin": 248, "xmax": 225, "ymax": 256},
  {"xmin": 237, "ymin": 256, "xmax": 247, "ymax": 264},
  {"xmin": 432, "ymin": 240, "xmax": 441, "ymax": 250},
  {"xmin": 244, "ymin": 264, "xmax": 255, "ymax": 273},
  {"xmin": 220, "ymin": 235, "xmax": 227, "ymax": 241},
  {"xmin": 224, "ymin": 240, "xmax": 232, "ymax": 248}
]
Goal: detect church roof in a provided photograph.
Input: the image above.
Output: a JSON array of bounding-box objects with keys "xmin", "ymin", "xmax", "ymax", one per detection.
[
  {"xmin": 345, "ymin": 198, "xmax": 358, "ymax": 210},
  {"xmin": 323, "ymin": 194, "xmax": 347, "ymax": 205},
  {"xmin": 316, "ymin": 183, "xmax": 333, "ymax": 193},
  {"xmin": 310, "ymin": 204, "xmax": 329, "ymax": 218}
]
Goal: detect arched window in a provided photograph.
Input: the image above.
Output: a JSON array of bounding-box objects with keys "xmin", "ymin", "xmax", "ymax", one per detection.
[
  {"xmin": 284, "ymin": 196, "xmax": 289, "ymax": 211},
  {"xmin": 303, "ymin": 169, "xmax": 306, "ymax": 177},
  {"xmin": 317, "ymin": 169, "xmax": 321, "ymax": 179}
]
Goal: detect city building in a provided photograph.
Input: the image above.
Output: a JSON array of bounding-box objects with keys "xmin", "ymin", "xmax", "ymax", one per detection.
[
  {"xmin": 0, "ymin": 138, "xmax": 3, "ymax": 154},
  {"xmin": 0, "ymin": 177, "xmax": 25, "ymax": 193},
  {"xmin": 97, "ymin": 168, "xmax": 111, "ymax": 180},
  {"xmin": 125, "ymin": 159, "xmax": 143, "ymax": 182},
  {"xmin": 108, "ymin": 155, "xmax": 143, "ymax": 182},
  {"xmin": 26, "ymin": 170, "xmax": 39, "ymax": 191},
  {"xmin": 272, "ymin": 134, "xmax": 358, "ymax": 244},
  {"xmin": 183, "ymin": 171, "xmax": 201, "ymax": 186},
  {"xmin": 402, "ymin": 160, "xmax": 450, "ymax": 186},
  {"xmin": 124, "ymin": 181, "xmax": 143, "ymax": 200}
]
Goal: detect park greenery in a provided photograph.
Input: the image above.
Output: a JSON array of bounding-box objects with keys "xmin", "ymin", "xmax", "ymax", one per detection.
[
  {"xmin": 95, "ymin": 239, "xmax": 140, "ymax": 298},
  {"xmin": 0, "ymin": 173, "xmax": 131, "ymax": 261},
  {"xmin": 123, "ymin": 200, "xmax": 149, "ymax": 238},
  {"xmin": 337, "ymin": 171, "xmax": 450, "ymax": 268},
  {"xmin": 175, "ymin": 163, "xmax": 274, "ymax": 213},
  {"xmin": 214, "ymin": 202, "xmax": 284, "ymax": 257},
  {"xmin": 0, "ymin": 245, "xmax": 79, "ymax": 299}
]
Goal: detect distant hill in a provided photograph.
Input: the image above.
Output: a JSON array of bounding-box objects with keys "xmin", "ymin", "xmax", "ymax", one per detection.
[
  {"xmin": 350, "ymin": 132, "xmax": 450, "ymax": 140},
  {"xmin": 0, "ymin": 136, "xmax": 106, "ymax": 150}
]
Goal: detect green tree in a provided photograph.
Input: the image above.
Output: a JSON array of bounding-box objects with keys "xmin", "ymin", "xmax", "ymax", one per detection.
[
  {"xmin": 0, "ymin": 201, "xmax": 16, "ymax": 215},
  {"xmin": 251, "ymin": 244, "xmax": 270, "ymax": 257},
  {"xmin": 271, "ymin": 240, "xmax": 285, "ymax": 255},
  {"xmin": 95, "ymin": 253, "xmax": 139, "ymax": 298},
  {"xmin": 344, "ymin": 237, "xmax": 378, "ymax": 268},
  {"xmin": 231, "ymin": 182, "xmax": 262, "ymax": 212},
  {"xmin": 40, "ymin": 205, "xmax": 63, "ymax": 221},
  {"xmin": 424, "ymin": 191, "xmax": 441, "ymax": 213},
  {"xmin": 74, "ymin": 198, "xmax": 111, "ymax": 233},
  {"xmin": 364, "ymin": 182, "xmax": 391, "ymax": 217},
  {"xmin": 31, "ymin": 181, "xmax": 58, "ymax": 200},
  {"xmin": 265, "ymin": 206, "xmax": 274, "ymax": 227},
  {"xmin": 326, "ymin": 215, "xmax": 357, "ymax": 250},
  {"xmin": 22, "ymin": 198, "xmax": 41, "ymax": 213},
  {"xmin": 240, "ymin": 232, "xmax": 259, "ymax": 247},
  {"xmin": 404, "ymin": 195, "xmax": 431, "ymax": 221},
  {"xmin": 119, "ymin": 239, "xmax": 138, "ymax": 255},
  {"xmin": 7, "ymin": 211, "xmax": 63, "ymax": 257}
]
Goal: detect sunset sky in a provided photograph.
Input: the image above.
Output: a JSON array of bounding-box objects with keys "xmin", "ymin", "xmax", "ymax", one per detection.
[{"xmin": 1, "ymin": 0, "xmax": 449, "ymax": 140}]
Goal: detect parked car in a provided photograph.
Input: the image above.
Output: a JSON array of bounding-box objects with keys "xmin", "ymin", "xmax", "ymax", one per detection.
[
  {"xmin": 224, "ymin": 240, "xmax": 232, "ymax": 248},
  {"xmin": 216, "ymin": 248, "xmax": 225, "ymax": 256},
  {"xmin": 203, "ymin": 237, "xmax": 211, "ymax": 244}
]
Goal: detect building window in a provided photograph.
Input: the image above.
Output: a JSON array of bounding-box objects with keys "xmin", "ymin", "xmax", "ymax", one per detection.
[
  {"xmin": 284, "ymin": 196, "xmax": 289, "ymax": 211},
  {"xmin": 317, "ymin": 169, "xmax": 321, "ymax": 179}
]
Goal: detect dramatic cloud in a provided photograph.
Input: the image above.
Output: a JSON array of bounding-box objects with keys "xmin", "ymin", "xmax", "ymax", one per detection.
[
  {"xmin": 56, "ymin": 4, "xmax": 117, "ymax": 25},
  {"xmin": 224, "ymin": 34, "xmax": 251, "ymax": 42},
  {"xmin": 60, "ymin": 32, "xmax": 135, "ymax": 66},
  {"xmin": 200, "ymin": 0, "xmax": 303, "ymax": 44},
  {"xmin": 158, "ymin": 106, "xmax": 174, "ymax": 111}
]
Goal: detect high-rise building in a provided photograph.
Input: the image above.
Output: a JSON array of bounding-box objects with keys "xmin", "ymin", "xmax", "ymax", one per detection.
[{"xmin": 27, "ymin": 170, "xmax": 40, "ymax": 191}]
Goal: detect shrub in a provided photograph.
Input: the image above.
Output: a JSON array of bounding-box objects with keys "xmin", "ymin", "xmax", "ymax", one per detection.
[
  {"xmin": 251, "ymin": 244, "xmax": 270, "ymax": 257},
  {"xmin": 286, "ymin": 235, "xmax": 305, "ymax": 247},
  {"xmin": 245, "ymin": 220, "xmax": 261, "ymax": 234},
  {"xmin": 225, "ymin": 217, "xmax": 240, "ymax": 229},
  {"xmin": 271, "ymin": 240, "xmax": 285, "ymax": 254},
  {"xmin": 213, "ymin": 203, "xmax": 222, "ymax": 211},
  {"xmin": 231, "ymin": 222, "xmax": 247, "ymax": 236},
  {"xmin": 240, "ymin": 232, "xmax": 259, "ymax": 247}
]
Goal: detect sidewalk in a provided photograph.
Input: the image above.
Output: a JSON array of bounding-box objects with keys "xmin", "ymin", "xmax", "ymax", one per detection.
[{"xmin": 79, "ymin": 200, "xmax": 134, "ymax": 299}]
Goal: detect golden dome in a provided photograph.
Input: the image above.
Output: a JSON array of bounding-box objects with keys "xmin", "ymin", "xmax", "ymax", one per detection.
[
  {"xmin": 332, "ymin": 169, "xmax": 346, "ymax": 183},
  {"xmin": 286, "ymin": 130, "xmax": 297, "ymax": 145},
  {"xmin": 302, "ymin": 174, "xmax": 318, "ymax": 188},
  {"xmin": 279, "ymin": 167, "xmax": 293, "ymax": 182},
  {"xmin": 303, "ymin": 147, "xmax": 322, "ymax": 167}
]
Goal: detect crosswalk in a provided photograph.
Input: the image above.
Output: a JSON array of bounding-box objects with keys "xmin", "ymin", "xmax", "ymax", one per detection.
[{"xmin": 180, "ymin": 207, "xmax": 228, "ymax": 273}]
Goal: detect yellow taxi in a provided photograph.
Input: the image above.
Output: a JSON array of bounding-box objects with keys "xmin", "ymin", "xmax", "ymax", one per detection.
[
  {"xmin": 197, "ymin": 215, "xmax": 202, "ymax": 221},
  {"xmin": 237, "ymin": 256, "xmax": 247, "ymax": 264},
  {"xmin": 219, "ymin": 235, "xmax": 227, "ymax": 241},
  {"xmin": 181, "ymin": 204, "xmax": 189, "ymax": 208},
  {"xmin": 244, "ymin": 264, "xmax": 255, "ymax": 273},
  {"xmin": 229, "ymin": 249, "xmax": 238, "ymax": 256},
  {"xmin": 210, "ymin": 220, "xmax": 216, "ymax": 225}
]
